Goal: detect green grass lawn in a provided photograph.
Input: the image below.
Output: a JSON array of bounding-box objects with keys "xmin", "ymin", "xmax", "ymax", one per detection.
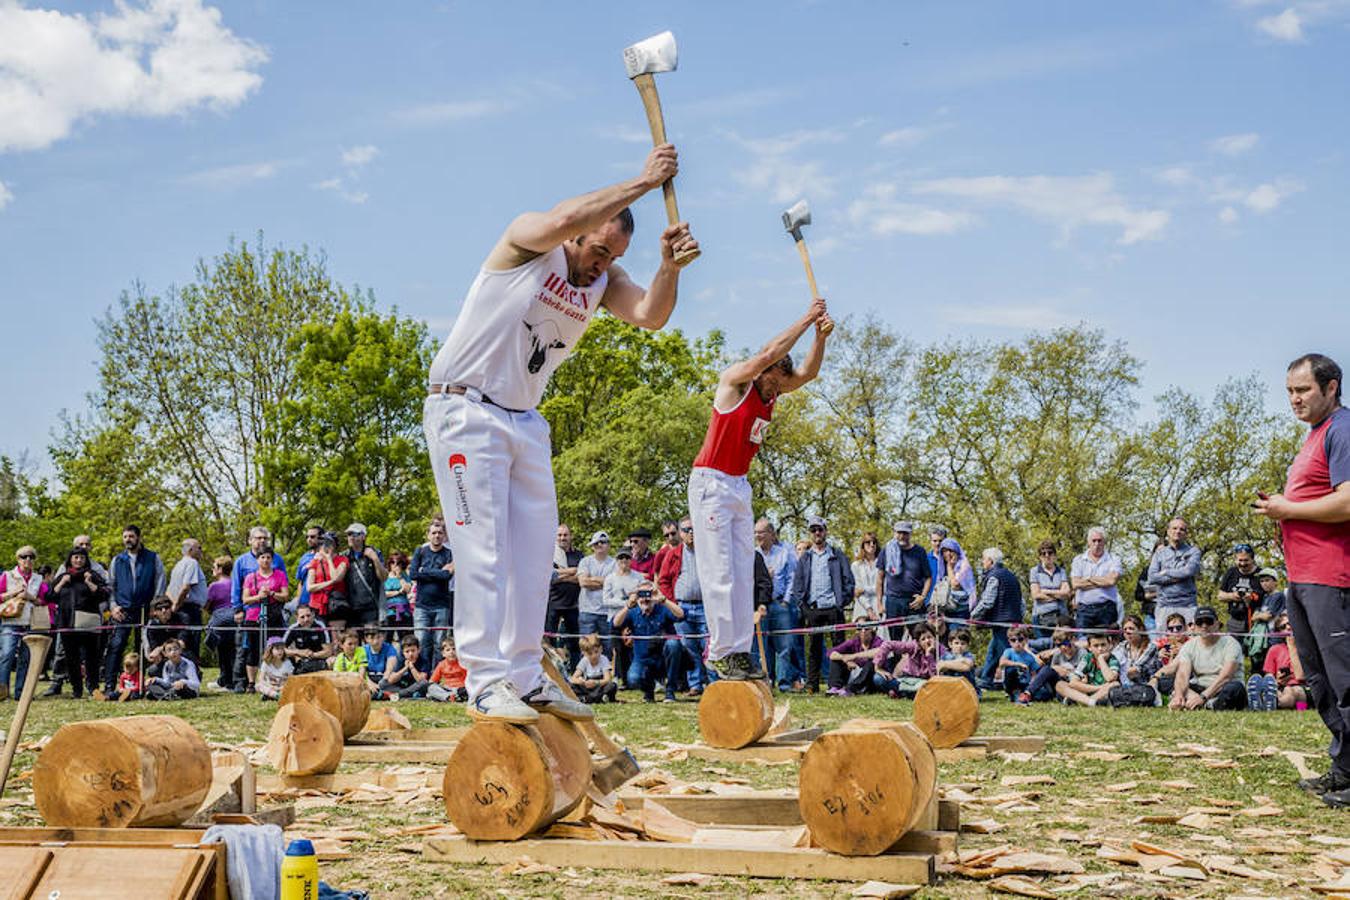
[{"xmin": 3, "ymin": 676, "xmax": 1344, "ymax": 898}]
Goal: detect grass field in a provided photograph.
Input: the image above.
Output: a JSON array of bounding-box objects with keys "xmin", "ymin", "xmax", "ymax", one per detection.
[{"xmin": 3, "ymin": 676, "xmax": 1345, "ymax": 898}]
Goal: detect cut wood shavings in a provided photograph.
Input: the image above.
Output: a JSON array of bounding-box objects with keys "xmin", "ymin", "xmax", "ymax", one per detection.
[
  {"xmin": 1201, "ymin": 758, "xmax": 1240, "ymax": 769},
  {"xmin": 1159, "ymin": 864, "xmax": 1207, "ymax": 880},
  {"xmin": 1074, "ymin": 750, "xmax": 1130, "ymax": 761},
  {"xmin": 849, "ymin": 881, "xmax": 921, "ymax": 898},
  {"xmin": 1161, "ymin": 779, "xmax": 1199, "ymax": 790},
  {"xmin": 990, "ymin": 851, "xmax": 1084, "ymax": 875},
  {"xmin": 1001, "ymin": 774, "xmax": 1056, "ymax": 786},
  {"xmin": 1103, "ymin": 781, "xmax": 1138, "ymax": 793},
  {"xmin": 661, "ymin": 873, "xmax": 714, "ymax": 886},
  {"xmin": 494, "ymin": 855, "xmax": 559, "ymax": 876},
  {"xmin": 1097, "ymin": 845, "xmax": 1145, "ymax": 866},
  {"xmin": 1178, "ymin": 742, "xmax": 1221, "ymax": 754},
  {"xmin": 1177, "ymin": 813, "xmax": 1217, "ymax": 830},
  {"xmin": 1309, "ymin": 835, "xmax": 1350, "ymax": 847},
  {"xmin": 988, "ymin": 875, "xmax": 1056, "ymax": 898},
  {"xmin": 1202, "ymin": 855, "xmax": 1280, "ymax": 880},
  {"xmin": 1238, "ymin": 805, "xmax": 1282, "ymax": 817},
  {"xmin": 995, "ymin": 751, "xmax": 1039, "ymax": 763},
  {"xmin": 961, "ymin": 818, "xmax": 1005, "ymax": 833}
]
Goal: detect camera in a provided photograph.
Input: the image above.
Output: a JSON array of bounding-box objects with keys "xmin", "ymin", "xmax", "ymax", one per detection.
[{"xmin": 637, "ymin": 589, "xmax": 653, "ymax": 600}]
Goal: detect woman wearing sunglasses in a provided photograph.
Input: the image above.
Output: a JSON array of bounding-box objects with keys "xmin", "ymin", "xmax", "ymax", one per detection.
[{"xmin": 0, "ymin": 546, "xmax": 50, "ymax": 701}]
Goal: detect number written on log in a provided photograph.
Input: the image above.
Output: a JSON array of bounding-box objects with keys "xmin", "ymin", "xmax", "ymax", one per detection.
[
  {"xmin": 473, "ymin": 781, "xmax": 510, "ymax": 806},
  {"xmin": 822, "ymin": 785, "xmax": 885, "ymax": 817}
]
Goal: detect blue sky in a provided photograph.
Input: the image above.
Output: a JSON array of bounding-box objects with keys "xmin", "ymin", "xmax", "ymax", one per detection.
[{"xmin": 2, "ymin": 1, "xmax": 1348, "ymax": 470}]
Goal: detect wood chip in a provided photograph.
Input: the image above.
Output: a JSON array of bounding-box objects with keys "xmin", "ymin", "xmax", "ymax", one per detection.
[
  {"xmin": 1097, "ymin": 845, "xmax": 1144, "ymax": 866},
  {"xmin": 961, "ymin": 818, "xmax": 1006, "ymax": 834},
  {"xmin": 1001, "ymin": 775, "xmax": 1056, "ymax": 786},
  {"xmin": 990, "ymin": 851, "xmax": 1085, "ymax": 875},
  {"xmin": 1103, "ymin": 781, "xmax": 1138, "ymax": 792},
  {"xmin": 1201, "ymin": 758, "xmax": 1239, "ymax": 769},
  {"xmin": 1177, "ymin": 813, "xmax": 1217, "ymax": 830},
  {"xmin": 1075, "ymin": 751, "xmax": 1130, "ymax": 762},
  {"xmin": 661, "ymin": 873, "xmax": 714, "ymax": 886},
  {"xmin": 1203, "ymin": 855, "xmax": 1280, "ymax": 880},
  {"xmin": 1159, "ymin": 864, "xmax": 1207, "ymax": 880},
  {"xmin": 850, "ymin": 881, "xmax": 921, "ymax": 898},
  {"xmin": 1237, "ymin": 805, "xmax": 1283, "ymax": 817},
  {"xmin": 988, "ymin": 875, "xmax": 1056, "ymax": 898},
  {"xmin": 1161, "ymin": 779, "xmax": 1198, "ymax": 790}
]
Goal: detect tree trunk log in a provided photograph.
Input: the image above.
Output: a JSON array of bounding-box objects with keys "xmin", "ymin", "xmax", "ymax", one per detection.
[
  {"xmin": 698, "ymin": 679, "xmax": 774, "ymax": 749},
  {"xmin": 279, "ymin": 671, "xmax": 371, "ymax": 739},
  {"xmin": 266, "ymin": 701, "xmax": 344, "ymax": 776},
  {"xmin": 443, "ymin": 717, "xmax": 592, "ymax": 840},
  {"xmin": 912, "ymin": 676, "xmax": 980, "ymax": 748},
  {"xmin": 33, "ymin": 715, "xmax": 212, "ymax": 828},
  {"xmin": 799, "ymin": 719, "xmax": 937, "ymax": 856}
]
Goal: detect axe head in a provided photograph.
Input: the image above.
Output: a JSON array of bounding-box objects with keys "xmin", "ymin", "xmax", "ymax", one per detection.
[
  {"xmin": 782, "ymin": 199, "xmax": 811, "ymax": 236},
  {"xmin": 591, "ymin": 747, "xmax": 641, "ymax": 794},
  {"xmin": 623, "ymin": 30, "xmax": 678, "ymax": 78}
]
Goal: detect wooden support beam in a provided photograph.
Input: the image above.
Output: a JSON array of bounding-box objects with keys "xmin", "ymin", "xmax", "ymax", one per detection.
[
  {"xmin": 763, "ymin": 727, "xmax": 822, "ymax": 744},
  {"xmin": 615, "ymin": 792, "xmax": 960, "ymax": 836},
  {"xmin": 424, "ymin": 835, "xmax": 935, "ymax": 883},
  {"xmin": 256, "ymin": 770, "xmax": 442, "ymax": 792},
  {"xmin": 682, "ymin": 742, "xmax": 808, "ymax": 765},
  {"xmin": 962, "ymin": 735, "xmax": 1046, "ymax": 754},
  {"xmin": 347, "ymin": 727, "xmax": 468, "ymax": 745},
  {"xmin": 340, "ymin": 743, "xmax": 457, "ymax": 764},
  {"xmin": 934, "ymin": 745, "xmax": 986, "ymax": 763}
]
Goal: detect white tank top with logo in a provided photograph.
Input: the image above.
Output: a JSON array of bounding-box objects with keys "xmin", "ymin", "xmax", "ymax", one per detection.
[{"xmin": 429, "ymin": 245, "xmax": 607, "ymax": 410}]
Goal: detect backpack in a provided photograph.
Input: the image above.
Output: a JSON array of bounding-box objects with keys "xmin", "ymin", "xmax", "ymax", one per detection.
[{"xmin": 1107, "ymin": 683, "xmax": 1156, "ymax": 707}]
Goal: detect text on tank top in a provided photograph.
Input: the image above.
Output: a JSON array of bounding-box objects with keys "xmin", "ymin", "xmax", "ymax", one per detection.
[
  {"xmin": 428, "ymin": 245, "xmax": 607, "ymax": 411},
  {"xmin": 692, "ymin": 384, "xmax": 775, "ymax": 477}
]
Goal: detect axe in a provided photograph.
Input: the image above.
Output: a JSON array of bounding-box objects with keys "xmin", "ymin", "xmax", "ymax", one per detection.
[
  {"xmin": 0, "ymin": 633, "xmax": 52, "ymax": 799},
  {"xmin": 540, "ymin": 646, "xmax": 639, "ymax": 795},
  {"xmin": 623, "ymin": 30, "xmax": 699, "ymax": 268},
  {"xmin": 782, "ymin": 199, "xmax": 833, "ymax": 334}
]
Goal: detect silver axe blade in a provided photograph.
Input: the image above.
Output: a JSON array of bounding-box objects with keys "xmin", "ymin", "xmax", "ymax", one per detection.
[
  {"xmin": 623, "ymin": 30, "xmax": 678, "ymax": 78},
  {"xmin": 782, "ymin": 199, "xmax": 811, "ymax": 241}
]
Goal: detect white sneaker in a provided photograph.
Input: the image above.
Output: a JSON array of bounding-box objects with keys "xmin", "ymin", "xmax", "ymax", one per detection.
[
  {"xmin": 521, "ymin": 678, "xmax": 594, "ymax": 722},
  {"xmin": 468, "ymin": 679, "xmax": 539, "ymax": 724}
]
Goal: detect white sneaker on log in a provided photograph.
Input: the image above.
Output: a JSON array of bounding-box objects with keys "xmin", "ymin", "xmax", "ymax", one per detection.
[
  {"xmin": 468, "ymin": 680, "xmax": 539, "ymax": 724},
  {"xmin": 522, "ymin": 679, "xmax": 594, "ymax": 721}
]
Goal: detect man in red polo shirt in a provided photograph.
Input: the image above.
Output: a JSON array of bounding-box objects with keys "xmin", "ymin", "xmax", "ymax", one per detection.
[
  {"xmin": 1256, "ymin": 352, "xmax": 1350, "ymax": 808},
  {"xmin": 687, "ymin": 299, "xmax": 832, "ymax": 680}
]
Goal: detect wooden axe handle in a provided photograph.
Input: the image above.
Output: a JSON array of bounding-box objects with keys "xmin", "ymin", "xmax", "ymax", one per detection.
[
  {"xmin": 631, "ymin": 73, "xmax": 699, "ymax": 268},
  {"xmin": 539, "ymin": 648, "xmax": 624, "ymax": 758},
  {"xmin": 0, "ymin": 633, "xmax": 52, "ymax": 798},
  {"xmin": 794, "ymin": 237, "xmax": 820, "ymax": 299}
]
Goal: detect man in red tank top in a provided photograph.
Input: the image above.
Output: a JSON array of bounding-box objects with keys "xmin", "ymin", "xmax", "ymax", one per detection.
[
  {"xmin": 1255, "ymin": 353, "xmax": 1350, "ymax": 807},
  {"xmin": 688, "ymin": 299, "xmax": 832, "ymax": 681}
]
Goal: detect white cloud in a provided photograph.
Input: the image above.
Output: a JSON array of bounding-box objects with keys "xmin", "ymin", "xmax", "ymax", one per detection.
[
  {"xmin": 1218, "ymin": 206, "xmax": 1240, "ymax": 223},
  {"xmin": 182, "ymin": 159, "xmax": 281, "ymax": 187},
  {"xmin": 848, "ymin": 183, "xmax": 976, "ymax": 236},
  {"xmin": 393, "ymin": 98, "xmax": 513, "ymax": 125},
  {"xmin": 913, "ymin": 174, "xmax": 1169, "ymax": 245},
  {"xmin": 727, "ymin": 129, "xmax": 845, "ymax": 203},
  {"xmin": 1258, "ymin": 7, "xmax": 1305, "ymax": 39},
  {"xmin": 315, "ymin": 177, "xmax": 367, "ymax": 205},
  {"xmin": 943, "ymin": 304, "xmax": 1079, "ymax": 330},
  {"xmin": 340, "ymin": 144, "xmax": 378, "ymax": 168},
  {"xmin": 1210, "ymin": 176, "xmax": 1303, "ymax": 213},
  {"xmin": 877, "ymin": 123, "xmax": 950, "ymax": 148},
  {"xmin": 0, "ymin": 0, "xmax": 266, "ymax": 153},
  {"xmin": 0, "ymin": 179, "xmax": 12, "ymax": 209},
  {"xmin": 1155, "ymin": 165, "xmax": 1198, "ymax": 187},
  {"xmin": 1210, "ymin": 132, "xmax": 1260, "ymax": 155}
]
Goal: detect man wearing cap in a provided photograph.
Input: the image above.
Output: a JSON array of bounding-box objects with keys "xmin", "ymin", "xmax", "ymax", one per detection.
[
  {"xmin": 341, "ymin": 524, "xmax": 387, "ymax": 630},
  {"xmin": 1250, "ymin": 568, "xmax": 1286, "ymax": 667},
  {"xmin": 875, "ymin": 522, "xmax": 932, "ymax": 632},
  {"xmin": 577, "ymin": 531, "xmax": 617, "ymax": 647},
  {"xmin": 629, "ymin": 527, "xmax": 660, "ymax": 581},
  {"xmin": 1216, "ymin": 543, "xmax": 1265, "ymax": 637},
  {"xmin": 422, "ymin": 144, "xmax": 698, "ymax": 723},
  {"xmin": 1255, "ymin": 352, "xmax": 1350, "ymax": 806},
  {"xmin": 143, "ymin": 595, "xmax": 195, "ymax": 676},
  {"xmin": 1169, "ymin": 606, "xmax": 1246, "ymax": 711},
  {"xmin": 687, "ymin": 301, "xmax": 832, "ymax": 681},
  {"xmin": 788, "ymin": 516, "xmax": 855, "ymax": 693},
  {"xmin": 603, "ymin": 545, "xmax": 642, "ymax": 680}
]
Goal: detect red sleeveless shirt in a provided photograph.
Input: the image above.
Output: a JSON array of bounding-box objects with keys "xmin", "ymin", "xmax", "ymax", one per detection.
[{"xmin": 692, "ymin": 385, "xmax": 775, "ymax": 477}]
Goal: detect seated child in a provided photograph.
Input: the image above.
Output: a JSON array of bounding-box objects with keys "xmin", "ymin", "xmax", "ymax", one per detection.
[
  {"xmin": 873, "ymin": 622, "xmax": 945, "ymax": 699},
  {"xmin": 108, "ymin": 651, "xmax": 143, "ymax": 701},
  {"xmin": 1055, "ymin": 631, "xmax": 1119, "ymax": 706},
  {"xmin": 998, "ymin": 625, "xmax": 1042, "ymax": 703},
  {"xmin": 363, "ymin": 628, "xmax": 400, "ymax": 698},
  {"xmin": 428, "ymin": 638, "xmax": 468, "ymax": 702},
  {"xmin": 1247, "ymin": 610, "xmax": 1309, "ymax": 711},
  {"xmin": 256, "ymin": 637, "xmax": 294, "ymax": 700},
  {"xmin": 1022, "ymin": 627, "xmax": 1086, "ymax": 702},
  {"xmin": 936, "ymin": 629, "xmax": 977, "ymax": 691},
  {"xmin": 331, "ymin": 628, "xmax": 369, "ymax": 678},
  {"xmin": 570, "ymin": 634, "xmax": 619, "ymax": 704},
  {"xmin": 145, "ymin": 639, "xmax": 201, "ymax": 701},
  {"xmin": 377, "ymin": 636, "xmax": 429, "ymax": 700}
]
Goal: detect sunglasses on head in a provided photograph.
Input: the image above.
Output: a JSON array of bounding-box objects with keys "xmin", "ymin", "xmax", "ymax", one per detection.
[{"xmin": 1233, "ymin": 543, "xmax": 1254, "ymax": 554}]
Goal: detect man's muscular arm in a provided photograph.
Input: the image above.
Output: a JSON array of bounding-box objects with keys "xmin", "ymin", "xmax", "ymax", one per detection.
[
  {"xmin": 777, "ymin": 312, "xmax": 832, "ymax": 395},
  {"xmin": 486, "ymin": 145, "xmax": 678, "ymax": 269},
  {"xmin": 600, "ymin": 220, "xmax": 699, "ymax": 330},
  {"xmin": 711, "ymin": 301, "xmax": 824, "ymax": 406}
]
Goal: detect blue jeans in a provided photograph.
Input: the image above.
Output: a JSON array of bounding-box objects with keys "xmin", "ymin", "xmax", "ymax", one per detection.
[
  {"xmin": 678, "ymin": 604, "xmax": 710, "ymax": 690},
  {"xmin": 0, "ymin": 623, "xmax": 29, "ymax": 696},
  {"xmin": 768, "ymin": 600, "xmax": 802, "ymax": 689},
  {"xmin": 1076, "ymin": 602, "xmax": 1117, "ymax": 633},
  {"xmin": 414, "ymin": 604, "xmax": 452, "ymax": 670},
  {"xmin": 628, "ymin": 639, "xmax": 683, "ymax": 700},
  {"xmin": 978, "ymin": 624, "xmax": 1011, "ymax": 688}
]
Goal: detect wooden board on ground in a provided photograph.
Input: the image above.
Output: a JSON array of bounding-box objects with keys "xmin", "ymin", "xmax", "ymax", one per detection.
[
  {"xmin": 256, "ymin": 770, "xmax": 442, "ymax": 792},
  {"xmin": 616, "ymin": 792, "xmax": 960, "ymax": 836},
  {"xmin": 340, "ymin": 742, "xmax": 458, "ymax": 764},
  {"xmin": 0, "ymin": 828, "xmax": 227, "ymax": 900},
  {"xmin": 424, "ymin": 835, "xmax": 935, "ymax": 883},
  {"xmin": 348, "ymin": 727, "xmax": 468, "ymax": 745},
  {"xmin": 933, "ymin": 735, "xmax": 1046, "ymax": 763},
  {"xmin": 682, "ymin": 732, "xmax": 818, "ymax": 765}
]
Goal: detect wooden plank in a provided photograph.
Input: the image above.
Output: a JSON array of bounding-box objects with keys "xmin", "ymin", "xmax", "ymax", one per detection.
[
  {"xmin": 0, "ymin": 846, "xmax": 53, "ymax": 900},
  {"xmin": 257, "ymin": 771, "xmax": 442, "ymax": 792},
  {"xmin": 348, "ymin": 727, "xmax": 468, "ymax": 745},
  {"xmin": 618, "ymin": 793, "xmax": 802, "ymax": 826},
  {"xmin": 31, "ymin": 846, "xmax": 217, "ymax": 900},
  {"xmin": 892, "ymin": 830, "xmax": 957, "ymax": 856},
  {"xmin": 938, "ymin": 798, "xmax": 960, "ymax": 833},
  {"xmin": 935, "ymin": 745, "xmax": 986, "ymax": 763},
  {"xmin": 340, "ymin": 743, "xmax": 456, "ymax": 764},
  {"xmin": 684, "ymin": 743, "xmax": 808, "ymax": 765},
  {"xmin": 424, "ymin": 835, "xmax": 934, "ymax": 883},
  {"xmin": 963, "ymin": 735, "xmax": 1046, "ymax": 754},
  {"xmin": 0, "ymin": 829, "xmax": 226, "ymax": 900},
  {"xmin": 763, "ymin": 727, "xmax": 822, "ymax": 744}
]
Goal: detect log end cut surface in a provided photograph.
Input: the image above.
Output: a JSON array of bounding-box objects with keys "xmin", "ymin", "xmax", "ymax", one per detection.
[
  {"xmin": 911, "ymin": 676, "xmax": 980, "ymax": 749},
  {"xmin": 698, "ymin": 679, "xmax": 774, "ymax": 749},
  {"xmin": 278, "ymin": 672, "xmax": 371, "ymax": 739},
  {"xmin": 799, "ymin": 729, "xmax": 917, "ymax": 856},
  {"xmin": 443, "ymin": 723, "xmax": 556, "ymax": 841},
  {"xmin": 267, "ymin": 701, "xmax": 344, "ymax": 776}
]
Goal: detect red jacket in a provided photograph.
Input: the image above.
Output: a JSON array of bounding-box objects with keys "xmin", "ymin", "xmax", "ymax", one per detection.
[{"xmin": 656, "ymin": 544, "xmax": 687, "ymax": 601}]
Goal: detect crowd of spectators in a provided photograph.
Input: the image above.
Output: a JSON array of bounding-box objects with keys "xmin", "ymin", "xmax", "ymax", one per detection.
[{"xmin": 0, "ymin": 513, "xmax": 1305, "ymax": 716}]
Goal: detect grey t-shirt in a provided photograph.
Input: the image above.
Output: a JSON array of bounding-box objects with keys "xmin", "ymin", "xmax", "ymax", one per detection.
[
  {"xmin": 167, "ymin": 556, "xmax": 207, "ymax": 609},
  {"xmin": 1178, "ymin": 635, "xmax": 1242, "ymax": 688},
  {"xmin": 577, "ymin": 555, "xmax": 617, "ymax": 615},
  {"xmin": 603, "ymin": 569, "xmax": 643, "ymax": 612}
]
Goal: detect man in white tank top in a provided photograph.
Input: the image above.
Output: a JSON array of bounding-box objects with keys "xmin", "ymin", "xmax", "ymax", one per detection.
[{"xmin": 424, "ymin": 144, "xmax": 699, "ymax": 723}]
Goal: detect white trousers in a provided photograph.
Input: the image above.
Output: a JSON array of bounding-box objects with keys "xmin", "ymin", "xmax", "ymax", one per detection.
[
  {"xmin": 687, "ymin": 466, "xmax": 756, "ymax": 660},
  {"xmin": 423, "ymin": 392, "xmax": 556, "ymax": 698}
]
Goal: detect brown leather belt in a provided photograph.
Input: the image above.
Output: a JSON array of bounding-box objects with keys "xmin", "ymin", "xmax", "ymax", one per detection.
[{"xmin": 428, "ymin": 383, "xmax": 527, "ymax": 414}]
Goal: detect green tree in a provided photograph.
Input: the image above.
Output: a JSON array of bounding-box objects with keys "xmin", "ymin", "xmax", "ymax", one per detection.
[{"xmin": 261, "ymin": 307, "xmax": 438, "ymax": 554}]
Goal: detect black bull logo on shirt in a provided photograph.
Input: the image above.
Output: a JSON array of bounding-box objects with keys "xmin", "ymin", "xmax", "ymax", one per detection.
[{"xmin": 523, "ymin": 320, "xmax": 566, "ymax": 374}]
